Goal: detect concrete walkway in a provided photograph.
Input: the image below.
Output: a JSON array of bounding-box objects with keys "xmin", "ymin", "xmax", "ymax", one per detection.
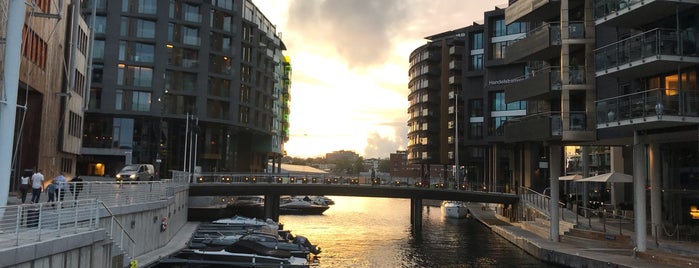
[{"xmin": 466, "ymin": 203, "xmax": 696, "ymax": 268}]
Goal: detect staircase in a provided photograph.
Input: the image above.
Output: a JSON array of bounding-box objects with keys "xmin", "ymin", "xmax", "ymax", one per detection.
[{"xmin": 100, "ymin": 201, "xmax": 136, "ymax": 262}]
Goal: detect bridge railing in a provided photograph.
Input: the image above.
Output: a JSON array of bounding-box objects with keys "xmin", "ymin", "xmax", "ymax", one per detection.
[{"xmin": 0, "ymin": 199, "xmax": 100, "ymax": 248}]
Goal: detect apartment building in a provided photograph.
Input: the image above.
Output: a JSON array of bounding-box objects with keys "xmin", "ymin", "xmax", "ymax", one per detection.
[{"xmin": 79, "ymin": 0, "xmax": 287, "ymax": 176}]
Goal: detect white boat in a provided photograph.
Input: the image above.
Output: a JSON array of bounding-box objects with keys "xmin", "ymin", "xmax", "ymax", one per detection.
[
  {"xmin": 441, "ymin": 201, "xmax": 470, "ymax": 219},
  {"xmin": 280, "ymin": 197, "xmax": 330, "ymax": 215},
  {"xmin": 235, "ymin": 195, "xmax": 265, "ymax": 207},
  {"xmin": 212, "ymin": 215, "xmax": 280, "ymax": 230}
]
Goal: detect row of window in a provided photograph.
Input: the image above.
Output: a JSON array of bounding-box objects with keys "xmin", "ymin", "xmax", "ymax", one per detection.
[
  {"xmin": 22, "ymin": 25, "xmax": 47, "ymax": 70},
  {"xmin": 67, "ymin": 111, "xmax": 83, "ymax": 138}
]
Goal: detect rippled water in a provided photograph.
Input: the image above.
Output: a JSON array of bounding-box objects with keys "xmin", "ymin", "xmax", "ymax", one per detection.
[{"xmin": 280, "ymin": 196, "xmax": 559, "ymax": 268}]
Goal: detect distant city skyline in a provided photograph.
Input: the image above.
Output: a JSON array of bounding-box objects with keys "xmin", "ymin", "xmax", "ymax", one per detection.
[{"xmin": 255, "ymin": 0, "xmax": 508, "ymax": 158}]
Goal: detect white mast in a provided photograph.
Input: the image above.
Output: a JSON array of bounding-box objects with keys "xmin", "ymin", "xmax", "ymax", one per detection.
[{"xmin": 0, "ymin": 0, "xmax": 27, "ymax": 207}]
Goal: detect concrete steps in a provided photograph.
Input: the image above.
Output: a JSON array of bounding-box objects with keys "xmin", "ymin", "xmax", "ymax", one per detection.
[{"xmin": 519, "ymin": 217, "xmax": 576, "ymax": 239}]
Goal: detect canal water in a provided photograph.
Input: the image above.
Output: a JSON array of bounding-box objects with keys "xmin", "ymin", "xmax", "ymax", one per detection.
[{"xmin": 279, "ymin": 196, "xmax": 559, "ymax": 267}]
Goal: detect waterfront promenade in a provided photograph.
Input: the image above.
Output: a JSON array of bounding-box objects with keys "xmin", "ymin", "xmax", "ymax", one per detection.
[{"xmin": 467, "ymin": 203, "xmax": 699, "ymax": 267}]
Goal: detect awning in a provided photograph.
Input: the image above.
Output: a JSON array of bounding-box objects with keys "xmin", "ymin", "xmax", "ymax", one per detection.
[
  {"xmin": 559, "ymin": 174, "xmax": 582, "ymax": 181},
  {"xmin": 576, "ymin": 172, "xmax": 633, "ymax": 183}
]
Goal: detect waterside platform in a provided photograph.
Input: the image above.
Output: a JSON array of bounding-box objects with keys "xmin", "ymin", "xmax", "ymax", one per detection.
[{"xmin": 466, "ymin": 203, "xmax": 698, "ymax": 268}]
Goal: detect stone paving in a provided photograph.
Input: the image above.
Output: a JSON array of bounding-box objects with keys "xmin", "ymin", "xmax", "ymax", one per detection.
[{"xmin": 466, "ymin": 203, "xmax": 699, "ymax": 268}]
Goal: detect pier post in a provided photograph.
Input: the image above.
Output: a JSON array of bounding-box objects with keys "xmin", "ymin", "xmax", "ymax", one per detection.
[
  {"xmin": 410, "ymin": 197, "xmax": 423, "ymax": 232},
  {"xmin": 264, "ymin": 194, "xmax": 280, "ymax": 222}
]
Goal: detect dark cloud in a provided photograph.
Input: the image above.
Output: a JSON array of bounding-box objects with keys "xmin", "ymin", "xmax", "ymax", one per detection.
[{"xmin": 287, "ymin": 0, "xmax": 408, "ymax": 68}]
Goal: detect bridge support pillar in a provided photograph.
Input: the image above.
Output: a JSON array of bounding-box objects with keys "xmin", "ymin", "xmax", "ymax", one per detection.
[
  {"xmin": 410, "ymin": 197, "xmax": 422, "ymax": 232},
  {"xmin": 264, "ymin": 194, "xmax": 280, "ymax": 222}
]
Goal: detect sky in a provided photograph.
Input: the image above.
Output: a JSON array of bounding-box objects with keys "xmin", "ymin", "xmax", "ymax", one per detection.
[{"xmin": 255, "ymin": 0, "xmax": 508, "ymax": 159}]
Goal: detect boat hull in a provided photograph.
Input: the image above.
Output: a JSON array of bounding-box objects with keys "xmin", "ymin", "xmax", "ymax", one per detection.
[{"xmin": 441, "ymin": 201, "xmax": 470, "ymax": 219}]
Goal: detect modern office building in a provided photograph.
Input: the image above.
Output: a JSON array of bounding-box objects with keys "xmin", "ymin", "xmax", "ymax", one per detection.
[
  {"xmin": 2, "ymin": 0, "xmax": 89, "ymax": 186},
  {"xmin": 78, "ymin": 0, "xmax": 287, "ymax": 176}
]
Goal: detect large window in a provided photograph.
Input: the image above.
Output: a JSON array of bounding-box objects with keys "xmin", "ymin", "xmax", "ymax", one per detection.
[
  {"xmin": 168, "ymin": 23, "xmax": 200, "ymax": 45},
  {"xmin": 209, "ymin": 77, "xmax": 231, "ymax": 97},
  {"xmin": 117, "ymin": 65, "xmax": 153, "ymax": 87},
  {"xmin": 210, "ymin": 10, "xmax": 233, "ymax": 32},
  {"xmin": 119, "ymin": 41, "xmax": 154, "ymax": 63},
  {"xmin": 207, "ymin": 100, "xmax": 230, "ymax": 120},
  {"xmin": 122, "ymin": 0, "xmax": 156, "ymax": 14},
  {"xmin": 469, "ymin": 122, "xmax": 483, "ymax": 139},
  {"xmin": 168, "ymin": 47, "xmax": 199, "ymax": 68},
  {"xmin": 469, "ymin": 99, "xmax": 483, "ymax": 117},
  {"xmin": 121, "ymin": 17, "xmax": 155, "ymax": 38},
  {"xmin": 210, "ymin": 32, "xmax": 233, "ymax": 53},
  {"xmin": 490, "ymin": 92, "xmax": 525, "ymax": 111},
  {"xmin": 132, "ymin": 91, "xmax": 151, "ymax": 112},
  {"xmin": 165, "ymin": 70, "xmax": 197, "ymax": 91},
  {"xmin": 166, "ymin": 95, "xmax": 196, "ymax": 115},
  {"xmin": 92, "ymin": 40, "xmax": 104, "ymax": 59}
]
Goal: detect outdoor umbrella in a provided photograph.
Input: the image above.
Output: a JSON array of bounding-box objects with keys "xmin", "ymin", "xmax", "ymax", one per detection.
[{"xmin": 576, "ymin": 172, "xmax": 633, "ymax": 183}]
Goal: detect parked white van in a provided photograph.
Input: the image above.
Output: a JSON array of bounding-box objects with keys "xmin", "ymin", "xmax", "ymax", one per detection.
[{"xmin": 116, "ymin": 164, "xmax": 155, "ymax": 181}]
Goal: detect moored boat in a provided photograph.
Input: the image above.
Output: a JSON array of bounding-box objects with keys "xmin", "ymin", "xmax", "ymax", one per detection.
[{"xmin": 441, "ymin": 200, "xmax": 470, "ymax": 219}]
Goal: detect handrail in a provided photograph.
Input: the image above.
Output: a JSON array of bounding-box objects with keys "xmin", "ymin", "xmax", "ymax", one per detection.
[{"xmin": 99, "ymin": 201, "xmax": 137, "ymax": 245}]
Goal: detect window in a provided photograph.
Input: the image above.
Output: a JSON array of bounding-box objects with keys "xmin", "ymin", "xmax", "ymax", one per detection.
[
  {"xmin": 117, "ymin": 65, "xmax": 153, "ymax": 87},
  {"xmin": 132, "ymin": 91, "xmax": 151, "ymax": 112},
  {"xmin": 119, "ymin": 41, "xmax": 154, "ymax": 63},
  {"xmin": 115, "ymin": 90, "xmax": 124, "ymax": 110},
  {"xmin": 209, "ymin": 77, "xmax": 231, "ymax": 97},
  {"xmin": 122, "ymin": 0, "xmax": 157, "ymax": 14},
  {"xmin": 165, "ymin": 70, "xmax": 197, "ymax": 91},
  {"xmin": 168, "ymin": 47, "xmax": 199, "ymax": 68},
  {"xmin": 239, "ymin": 106, "xmax": 249, "ymax": 123},
  {"xmin": 121, "ymin": 17, "xmax": 155, "ymax": 38},
  {"xmin": 492, "ymin": 41, "xmax": 508, "ymax": 59},
  {"xmin": 471, "ymin": 32, "xmax": 483, "ymax": 50},
  {"xmin": 210, "ymin": 11, "xmax": 233, "ymax": 32},
  {"xmin": 89, "ymin": 88, "xmax": 101, "ymax": 110},
  {"xmin": 470, "ymin": 54, "xmax": 483, "ymax": 71},
  {"xmin": 93, "ymin": 40, "xmax": 105, "ymax": 59},
  {"xmin": 493, "ymin": 19, "xmax": 506, "ymax": 37},
  {"xmin": 165, "ymin": 95, "xmax": 196, "ymax": 115},
  {"xmin": 207, "ymin": 100, "xmax": 230, "ymax": 119},
  {"xmin": 92, "ymin": 64, "xmax": 103, "ymax": 84},
  {"xmin": 469, "ymin": 122, "xmax": 483, "ymax": 139},
  {"xmin": 213, "ymin": 0, "xmax": 233, "ymax": 10},
  {"xmin": 469, "ymin": 99, "xmax": 483, "ymax": 117}
]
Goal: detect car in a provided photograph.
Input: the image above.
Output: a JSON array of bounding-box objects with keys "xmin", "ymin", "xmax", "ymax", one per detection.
[{"xmin": 116, "ymin": 164, "xmax": 155, "ymax": 181}]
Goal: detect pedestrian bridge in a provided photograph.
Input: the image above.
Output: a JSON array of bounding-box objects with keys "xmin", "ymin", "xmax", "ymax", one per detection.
[{"xmin": 188, "ymin": 173, "xmax": 519, "ymax": 228}]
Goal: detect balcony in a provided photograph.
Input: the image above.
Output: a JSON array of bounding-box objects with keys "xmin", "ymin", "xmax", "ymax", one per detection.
[
  {"xmin": 505, "ymin": 66, "xmax": 585, "ymax": 103},
  {"xmin": 595, "ymin": 28, "xmax": 699, "ymax": 78},
  {"xmin": 505, "ymin": 0, "xmax": 561, "ymax": 24},
  {"xmin": 505, "ymin": 23, "xmax": 561, "ymax": 64},
  {"xmin": 596, "ymin": 88, "xmax": 699, "ymax": 129},
  {"xmin": 594, "ymin": 0, "xmax": 699, "ymax": 28},
  {"xmin": 504, "ymin": 112, "xmax": 561, "ymax": 142}
]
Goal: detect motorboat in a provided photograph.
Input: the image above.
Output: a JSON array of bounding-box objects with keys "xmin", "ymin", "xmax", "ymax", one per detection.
[
  {"xmin": 212, "ymin": 215, "xmax": 281, "ymax": 230},
  {"xmin": 280, "ymin": 197, "xmax": 330, "ymax": 215},
  {"xmin": 234, "ymin": 195, "xmax": 265, "ymax": 207},
  {"xmin": 160, "ymin": 247, "xmax": 310, "ymax": 268},
  {"xmin": 441, "ymin": 200, "xmax": 470, "ymax": 219}
]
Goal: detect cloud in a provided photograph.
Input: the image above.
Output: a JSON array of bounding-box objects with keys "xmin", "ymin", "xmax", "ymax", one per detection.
[
  {"xmin": 364, "ymin": 132, "xmax": 396, "ymax": 159},
  {"xmin": 286, "ymin": 0, "xmax": 408, "ymax": 68}
]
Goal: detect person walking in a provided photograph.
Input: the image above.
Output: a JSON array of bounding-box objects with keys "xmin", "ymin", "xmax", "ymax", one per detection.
[
  {"xmin": 46, "ymin": 180, "xmax": 57, "ymax": 203},
  {"xmin": 70, "ymin": 175, "xmax": 84, "ymax": 199},
  {"xmin": 30, "ymin": 169, "xmax": 44, "ymax": 203},
  {"xmin": 19, "ymin": 170, "xmax": 31, "ymax": 203},
  {"xmin": 54, "ymin": 172, "xmax": 68, "ymax": 202}
]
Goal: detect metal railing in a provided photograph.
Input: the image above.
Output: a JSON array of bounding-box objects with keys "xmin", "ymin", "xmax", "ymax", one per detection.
[
  {"xmin": 594, "ymin": 0, "xmax": 646, "ymax": 19},
  {"xmin": 519, "ymin": 186, "xmax": 566, "ymax": 221},
  {"xmin": 100, "ymin": 201, "xmax": 136, "ymax": 259},
  {"xmin": 596, "ymin": 88, "xmax": 699, "ymax": 124},
  {"xmin": 0, "ymin": 199, "xmax": 100, "ymax": 248},
  {"xmin": 595, "ymin": 28, "xmax": 697, "ymax": 71}
]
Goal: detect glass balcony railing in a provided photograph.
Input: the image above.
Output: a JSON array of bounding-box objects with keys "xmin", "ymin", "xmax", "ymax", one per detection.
[
  {"xmin": 594, "ymin": 0, "xmax": 643, "ymax": 20},
  {"xmin": 595, "ymin": 28, "xmax": 697, "ymax": 71},
  {"xmin": 596, "ymin": 88, "xmax": 699, "ymax": 124}
]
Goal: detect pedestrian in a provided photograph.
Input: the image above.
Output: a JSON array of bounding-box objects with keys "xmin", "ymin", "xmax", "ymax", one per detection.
[
  {"xmin": 19, "ymin": 170, "xmax": 31, "ymax": 203},
  {"xmin": 30, "ymin": 169, "xmax": 44, "ymax": 203},
  {"xmin": 46, "ymin": 180, "xmax": 57, "ymax": 203},
  {"xmin": 53, "ymin": 172, "xmax": 68, "ymax": 202},
  {"xmin": 70, "ymin": 175, "xmax": 84, "ymax": 199}
]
